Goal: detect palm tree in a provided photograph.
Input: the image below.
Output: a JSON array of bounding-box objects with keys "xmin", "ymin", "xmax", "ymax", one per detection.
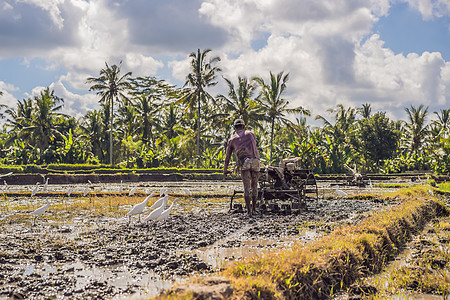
[
  {"xmin": 20, "ymin": 88, "xmax": 66, "ymax": 161},
  {"xmin": 86, "ymin": 61, "xmax": 132, "ymax": 165},
  {"xmin": 4, "ymin": 98, "xmax": 34, "ymax": 146},
  {"xmin": 160, "ymin": 102, "xmax": 183, "ymax": 140},
  {"xmin": 404, "ymin": 104, "xmax": 429, "ymax": 153},
  {"xmin": 179, "ymin": 49, "xmax": 221, "ymax": 167},
  {"xmin": 433, "ymin": 108, "xmax": 449, "ymax": 138},
  {"xmin": 134, "ymin": 94, "xmax": 161, "ymax": 147},
  {"xmin": 217, "ymin": 76, "xmax": 264, "ymax": 130},
  {"xmin": 315, "ymin": 104, "xmax": 357, "ymax": 172},
  {"xmin": 80, "ymin": 110, "xmax": 106, "ymax": 161},
  {"xmin": 358, "ymin": 103, "xmax": 372, "ymax": 119},
  {"xmin": 253, "ymin": 71, "xmax": 310, "ymax": 162}
]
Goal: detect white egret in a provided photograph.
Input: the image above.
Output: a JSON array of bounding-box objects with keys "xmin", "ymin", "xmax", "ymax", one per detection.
[
  {"xmin": 429, "ymin": 187, "xmax": 434, "ymax": 196},
  {"xmin": 368, "ymin": 179, "xmax": 373, "ymax": 190},
  {"xmin": 3, "ymin": 180, "xmax": 7, "ymax": 186},
  {"xmin": 83, "ymin": 185, "xmax": 89, "ymax": 197},
  {"xmin": 182, "ymin": 188, "xmax": 192, "ymax": 196},
  {"xmin": 157, "ymin": 198, "xmax": 180, "ymax": 221},
  {"xmin": 30, "ymin": 198, "xmax": 50, "ymax": 224},
  {"xmin": 119, "ymin": 180, "xmax": 124, "ymax": 194},
  {"xmin": 159, "ymin": 186, "xmax": 167, "ymax": 197},
  {"xmin": 67, "ymin": 185, "xmax": 72, "ymax": 197},
  {"xmin": 335, "ymin": 187, "xmax": 347, "ymax": 197},
  {"xmin": 148, "ymin": 194, "xmax": 166, "ymax": 211},
  {"xmin": 143, "ymin": 196, "xmax": 168, "ymax": 222},
  {"xmin": 43, "ymin": 178, "xmax": 49, "ymax": 192},
  {"xmin": 129, "ymin": 186, "xmax": 137, "ymax": 196},
  {"xmin": 31, "ymin": 183, "xmax": 39, "ymax": 197},
  {"xmin": 127, "ymin": 194, "xmax": 154, "ymax": 222}
]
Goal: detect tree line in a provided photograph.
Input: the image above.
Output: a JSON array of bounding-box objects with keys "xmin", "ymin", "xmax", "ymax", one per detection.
[{"xmin": 0, "ymin": 49, "xmax": 448, "ymax": 174}]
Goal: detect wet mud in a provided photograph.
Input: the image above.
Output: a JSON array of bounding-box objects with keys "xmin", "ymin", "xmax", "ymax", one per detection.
[{"xmin": 0, "ymin": 181, "xmax": 390, "ymax": 299}]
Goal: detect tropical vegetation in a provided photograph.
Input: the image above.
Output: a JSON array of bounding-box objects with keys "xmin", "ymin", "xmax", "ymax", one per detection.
[{"xmin": 0, "ymin": 49, "xmax": 448, "ymax": 174}]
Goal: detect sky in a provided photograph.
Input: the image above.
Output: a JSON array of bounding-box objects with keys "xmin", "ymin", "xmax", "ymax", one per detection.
[{"xmin": 0, "ymin": 0, "xmax": 449, "ymax": 124}]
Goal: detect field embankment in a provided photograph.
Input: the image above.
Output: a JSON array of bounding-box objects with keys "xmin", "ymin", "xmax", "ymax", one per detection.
[{"xmin": 161, "ymin": 186, "xmax": 449, "ymax": 299}]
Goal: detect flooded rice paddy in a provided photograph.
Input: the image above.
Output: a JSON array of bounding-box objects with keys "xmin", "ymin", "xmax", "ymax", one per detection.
[{"xmin": 0, "ymin": 179, "xmax": 406, "ymax": 299}]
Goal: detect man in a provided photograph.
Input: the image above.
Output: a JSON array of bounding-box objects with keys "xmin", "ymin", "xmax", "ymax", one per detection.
[{"xmin": 223, "ymin": 118, "xmax": 260, "ymax": 216}]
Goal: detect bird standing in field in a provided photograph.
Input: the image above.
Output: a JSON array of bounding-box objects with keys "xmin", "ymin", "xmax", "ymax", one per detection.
[
  {"xmin": 127, "ymin": 193, "xmax": 154, "ymax": 222},
  {"xmin": 67, "ymin": 185, "xmax": 72, "ymax": 197},
  {"xmin": 30, "ymin": 198, "xmax": 50, "ymax": 224},
  {"xmin": 43, "ymin": 178, "xmax": 49, "ymax": 192},
  {"xmin": 129, "ymin": 186, "xmax": 137, "ymax": 196},
  {"xmin": 119, "ymin": 180, "xmax": 124, "ymax": 194},
  {"xmin": 429, "ymin": 187, "xmax": 434, "ymax": 196},
  {"xmin": 335, "ymin": 187, "xmax": 347, "ymax": 198},
  {"xmin": 148, "ymin": 194, "xmax": 167, "ymax": 211},
  {"xmin": 182, "ymin": 188, "xmax": 192, "ymax": 196},
  {"xmin": 157, "ymin": 198, "xmax": 180, "ymax": 221},
  {"xmin": 31, "ymin": 182, "xmax": 39, "ymax": 197},
  {"xmin": 144, "ymin": 196, "xmax": 169, "ymax": 222},
  {"xmin": 83, "ymin": 185, "xmax": 89, "ymax": 197},
  {"xmin": 160, "ymin": 186, "xmax": 168, "ymax": 197},
  {"xmin": 368, "ymin": 179, "xmax": 373, "ymax": 190}
]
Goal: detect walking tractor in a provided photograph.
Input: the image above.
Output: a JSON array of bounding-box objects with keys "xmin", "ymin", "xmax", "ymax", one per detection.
[{"xmin": 230, "ymin": 157, "xmax": 318, "ymax": 214}]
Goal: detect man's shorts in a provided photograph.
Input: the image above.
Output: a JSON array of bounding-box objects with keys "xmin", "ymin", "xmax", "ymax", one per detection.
[{"xmin": 241, "ymin": 158, "xmax": 260, "ymax": 172}]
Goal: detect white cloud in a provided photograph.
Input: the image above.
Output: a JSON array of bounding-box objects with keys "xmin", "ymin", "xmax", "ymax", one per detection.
[
  {"xmin": 0, "ymin": 0, "xmax": 448, "ymax": 124},
  {"xmin": 19, "ymin": 0, "xmax": 65, "ymax": 29},
  {"xmin": 124, "ymin": 54, "xmax": 164, "ymax": 77},
  {"xmin": 49, "ymin": 80, "xmax": 98, "ymax": 119},
  {"xmin": 403, "ymin": 0, "xmax": 450, "ymax": 19},
  {"xmin": 0, "ymin": 81, "xmax": 19, "ymax": 108},
  {"xmin": 352, "ymin": 34, "xmax": 447, "ymax": 115},
  {"xmin": 169, "ymin": 58, "xmax": 190, "ymax": 83}
]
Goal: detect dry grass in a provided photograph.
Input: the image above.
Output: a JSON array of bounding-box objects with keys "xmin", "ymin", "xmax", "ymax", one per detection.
[{"xmin": 161, "ymin": 185, "xmax": 448, "ymax": 299}]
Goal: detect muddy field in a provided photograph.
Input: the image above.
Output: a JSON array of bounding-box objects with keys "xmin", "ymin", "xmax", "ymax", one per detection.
[{"xmin": 0, "ymin": 179, "xmax": 411, "ymax": 299}]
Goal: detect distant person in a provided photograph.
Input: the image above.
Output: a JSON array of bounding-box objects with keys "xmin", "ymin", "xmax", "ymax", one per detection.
[{"xmin": 223, "ymin": 119, "xmax": 260, "ymax": 216}]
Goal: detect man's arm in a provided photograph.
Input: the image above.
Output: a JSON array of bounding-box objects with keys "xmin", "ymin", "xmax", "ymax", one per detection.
[
  {"xmin": 223, "ymin": 142, "xmax": 233, "ymax": 175},
  {"xmin": 250, "ymin": 132, "xmax": 259, "ymax": 159}
]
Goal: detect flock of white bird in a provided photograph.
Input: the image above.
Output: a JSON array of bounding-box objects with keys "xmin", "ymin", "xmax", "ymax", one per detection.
[
  {"xmin": 3, "ymin": 171, "xmax": 437, "ymax": 223},
  {"xmin": 25, "ymin": 177, "xmax": 187, "ymax": 224}
]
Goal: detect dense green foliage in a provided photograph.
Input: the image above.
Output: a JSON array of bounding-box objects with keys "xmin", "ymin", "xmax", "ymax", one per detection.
[{"xmin": 0, "ymin": 50, "xmax": 448, "ymax": 174}]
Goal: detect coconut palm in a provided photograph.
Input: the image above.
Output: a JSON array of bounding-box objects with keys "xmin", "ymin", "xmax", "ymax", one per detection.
[
  {"xmin": 253, "ymin": 71, "xmax": 310, "ymax": 162},
  {"xmin": 80, "ymin": 110, "xmax": 106, "ymax": 161},
  {"xmin": 86, "ymin": 61, "xmax": 132, "ymax": 165},
  {"xmin": 358, "ymin": 103, "xmax": 372, "ymax": 119},
  {"xmin": 133, "ymin": 94, "xmax": 161, "ymax": 147},
  {"xmin": 217, "ymin": 76, "xmax": 264, "ymax": 130},
  {"xmin": 179, "ymin": 49, "xmax": 221, "ymax": 167},
  {"xmin": 160, "ymin": 102, "xmax": 183, "ymax": 141},
  {"xmin": 4, "ymin": 98, "xmax": 34, "ymax": 146},
  {"xmin": 315, "ymin": 104, "xmax": 357, "ymax": 172},
  {"xmin": 404, "ymin": 104, "xmax": 429, "ymax": 154},
  {"xmin": 22, "ymin": 88, "xmax": 66, "ymax": 159},
  {"xmin": 433, "ymin": 108, "xmax": 449, "ymax": 138}
]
